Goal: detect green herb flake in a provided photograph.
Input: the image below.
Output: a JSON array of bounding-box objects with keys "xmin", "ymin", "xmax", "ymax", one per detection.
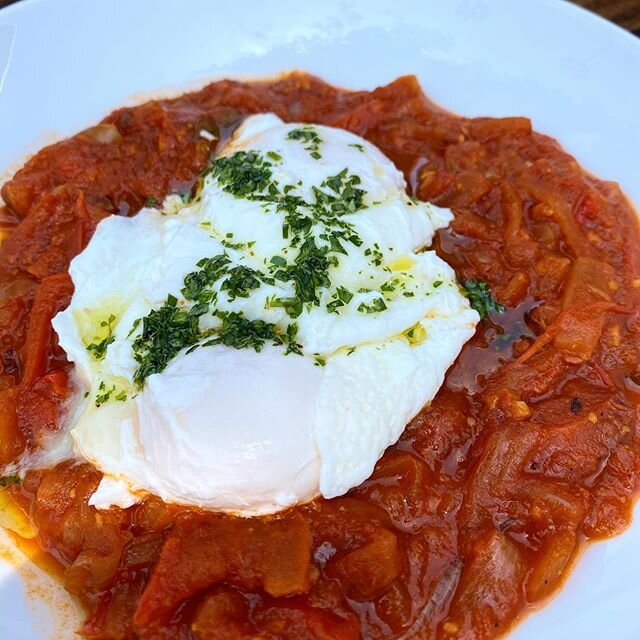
[
  {"xmin": 132, "ymin": 295, "xmax": 205, "ymax": 386},
  {"xmin": 270, "ymin": 255, "xmax": 287, "ymax": 268},
  {"xmin": 181, "ymin": 254, "xmax": 231, "ymax": 304},
  {"xmin": 287, "ymin": 127, "xmax": 323, "ymax": 159},
  {"xmin": 0, "ymin": 474, "xmax": 20, "ymax": 489},
  {"xmin": 463, "ymin": 278, "xmax": 506, "ymax": 319},
  {"xmin": 207, "ymin": 311, "xmax": 290, "ymax": 353},
  {"xmin": 349, "ymin": 143, "xmax": 365, "ymax": 152},
  {"xmin": 128, "ymin": 144, "xmax": 381, "ymax": 385},
  {"xmin": 220, "ymin": 265, "xmax": 266, "ymax": 301},
  {"xmin": 95, "ymin": 381, "xmax": 128, "ymax": 407},
  {"xmin": 327, "ymin": 286, "xmax": 354, "ymax": 313},
  {"xmin": 272, "ymin": 236, "xmax": 336, "ymax": 310},
  {"xmin": 364, "ymin": 243, "xmax": 383, "ymax": 267},
  {"xmin": 208, "ymin": 150, "xmax": 274, "ymax": 198},
  {"xmin": 86, "ymin": 314, "xmax": 117, "ymax": 361},
  {"xmin": 267, "ymin": 295, "xmax": 304, "ymax": 319},
  {"xmin": 221, "ymin": 239, "xmax": 246, "ymax": 250},
  {"xmin": 314, "ymin": 355, "xmax": 327, "ymax": 367},
  {"xmin": 357, "ymin": 297, "xmax": 388, "ymax": 314}
]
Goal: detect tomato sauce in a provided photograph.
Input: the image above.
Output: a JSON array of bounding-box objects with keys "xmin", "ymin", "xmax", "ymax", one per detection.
[{"xmin": 1, "ymin": 73, "xmax": 639, "ymax": 639}]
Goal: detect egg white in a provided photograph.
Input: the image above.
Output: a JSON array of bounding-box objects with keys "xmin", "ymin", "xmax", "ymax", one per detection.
[{"xmin": 52, "ymin": 114, "xmax": 479, "ymax": 515}]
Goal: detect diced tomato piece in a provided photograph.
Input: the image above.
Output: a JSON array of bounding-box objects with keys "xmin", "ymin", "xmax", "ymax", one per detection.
[
  {"xmin": 16, "ymin": 370, "xmax": 70, "ymax": 445},
  {"xmin": 81, "ymin": 573, "xmax": 147, "ymax": 640},
  {"xmin": 0, "ymin": 187, "xmax": 93, "ymax": 279},
  {"xmin": 551, "ymin": 257, "xmax": 614, "ymax": 358},
  {"xmin": 518, "ymin": 174, "xmax": 593, "ymax": 257},
  {"xmin": 21, "ymin": 272, "xmax": 73, "ymax": 385},
  {"xmin": 0, "ymin": 295, "xmax": 31, "ymax": 389},
  {"xmin": 65, "ymin": 547, "xmax": 125, "ymax": 595},
  {"xmin": 444, "ymin": 532, "xmax": 526, "ymax": 637},
  {"xmin": 353, "ymin": 452, "xmax": 435, "ymax": 533},
  {"xmin": 525, "ymin": 530, "xmax": 577, "ymax": 602},
  {"xmin": 254, "ymin": 601, "xmax": 360, "ymax": 640},
  {"xmin": 306, "ymin": 497, "xmax": 390, "ymax": 557},
  {"xmin": 329, "ymin": 100, "xmax": 385, "ymax": 135},
  {"xmin": 121, "ymin": 534, "xmax": 164, "ymax": 570},
  {"xmin": 32, "ymin": 463, "xmax": 101, "ymax": 561},
  {"xmin": 326, "ymin": 528, "xmax": 402, "ymax": 600},
  {"xmin": 135, "ymin": 512, "xmax": 311, "ymax": 627},
  {"xmin": 562, "ymin": 256, "xmax": 614, "ymax": 310},
  {"xmin": 0, "ymin": 388, "xmax": 24, "ymax": 464},
  {"xmin": 191, "ymin": 588, "xmax": 254, "ymax": 640},
  {"xmin": 132, "ymin": 496, "xmax": 180, "ymax": 533}
]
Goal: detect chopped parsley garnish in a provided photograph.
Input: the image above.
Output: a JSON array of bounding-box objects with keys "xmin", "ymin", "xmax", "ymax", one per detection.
[
  {"xmin": 0, "ymin": 474, "xmax": 20, "ymax": 489},
  {"xmin": 357, "ymin": 297, "xmax": 388, "ymax": 314},
  {"xmin": 272, "ymin": 236, "xmax": 337, "ymax": 308},
  {"xmin": 315, "ymin": 169, "xmax": 366, "ymax": 217},
  {"xmin": 221, "ymin": 239, "xmax": 246, "ymax": 250},
  {"xmin": 145, "ymin": 196, "xmax": 158, "ymax": 207},
  {"xmin": 220, "ymin": 265, "xmax": 267, "ymax": 301},
  {"xmin": 130, "ymin": 245, "xmax": 304, "ymax": 385},
  {"xmin": 270, "ymin": 255, "xmax": 287, "ymax": 268},
  {"xmin": 364, "ymin": 243, "xmax": 384, "ymax": 267},
  {"xmin": 86, "ymin": 314, "xmax": 117, "ymax": 361},
  {"xmin": 205, "ymin": 311, "xmax": 279, "ymax": 351},
  {"xmin": 349, "ymin": 143, "xmax": 365, "ymax": 152},
  {"xmin": 463, "ymin": 278, "xmax": 506, "ymax": 319},
  {"xmin": 127, "ymin": 144, "xmax": 404, "ymax": 387},
  {"xmin": 181, "ymin": 255, "xmax": 231, "ymax": 304},
  {"xmin": 267, "ymin": 295, "xmax": 304, "ymax": 319},
  {"xmin": 95, "ymin": 381, "xmax": 128, "ymax": 407},
  {"xmin": 208, "ymin": 150, "xmax": 274, "ymax": 197},
  {"xmin": 132, "ymin": 295, "xmax": 205, "ymax": 385},
  {"xmin": 327, "ymin": 286, "xmax": 354, "ymax": 313},
  {"xmin": 204, "ymin": 312, "xmax": 301, "ymax": 356},
  {"xmin": 287, "ymin": 127, "xmax": 323, "ymax": 159},
  {"xmin": 433, "ymin": 280, "xmax": 443, "ymax": 288}
]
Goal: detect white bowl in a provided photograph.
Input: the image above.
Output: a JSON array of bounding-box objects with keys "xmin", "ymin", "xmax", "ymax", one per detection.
[{"xmin": 1, "ymin": 1, "xmax": 639, "ymax": 638}]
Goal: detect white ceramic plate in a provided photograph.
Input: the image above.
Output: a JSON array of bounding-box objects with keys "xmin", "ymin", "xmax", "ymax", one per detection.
[{"xmin": 1, "ymin": 0, "xmax": 640, "ymax": 638}]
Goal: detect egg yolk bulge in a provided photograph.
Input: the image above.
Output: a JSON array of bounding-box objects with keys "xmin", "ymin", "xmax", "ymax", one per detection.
[{"xmin": 52, "ymin": 114, "xmax": 479, "ymax": 515}]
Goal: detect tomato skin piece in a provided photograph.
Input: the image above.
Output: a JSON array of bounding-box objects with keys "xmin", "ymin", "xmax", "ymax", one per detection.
[
  {"xmin": 20, "ymin": 272, "xmax": 73, "ymax": 386},
  {"xmin": 0, "ymin": 388, "xmax": 24, "ymax": 464}
]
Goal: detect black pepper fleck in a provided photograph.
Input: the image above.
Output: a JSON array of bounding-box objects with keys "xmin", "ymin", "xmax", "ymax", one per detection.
[{"xmin": 570, "ymin": 397, "xmax": 583, "ymax": 413}]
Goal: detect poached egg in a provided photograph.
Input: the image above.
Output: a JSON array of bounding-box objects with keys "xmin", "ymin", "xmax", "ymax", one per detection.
[{"xmin": 52, "ymin": 114, "xmax": 479, "ymax": 515}]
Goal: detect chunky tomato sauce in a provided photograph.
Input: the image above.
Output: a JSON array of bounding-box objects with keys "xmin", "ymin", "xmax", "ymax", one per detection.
[{"xmin": 1, "ymin": 73, "xmax": 640, "ymax": 640}]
